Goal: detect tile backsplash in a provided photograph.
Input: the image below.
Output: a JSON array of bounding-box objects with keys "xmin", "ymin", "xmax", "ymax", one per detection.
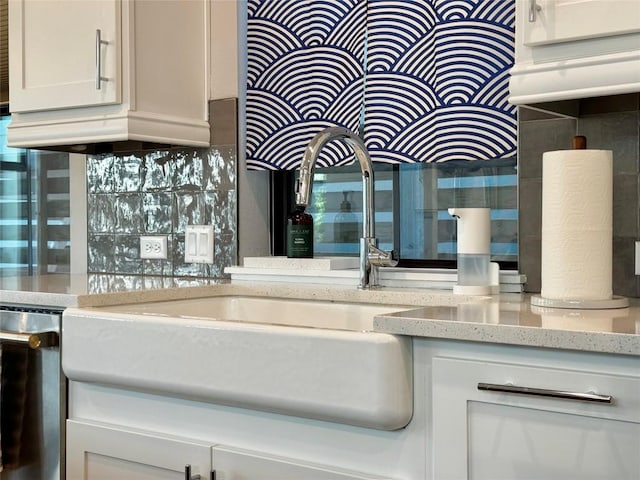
[
  {"xmin": 518, "ymin": 94, "xmax": 640, "ymax": 298},
  {"xmin": 86, "ymin": 99, "xmax": 238, "ymax": 278}
]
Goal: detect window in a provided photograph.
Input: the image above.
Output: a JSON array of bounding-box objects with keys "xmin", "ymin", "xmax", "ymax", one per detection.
[
  {"xmin": 272, "ymin": 157, "xmax": 518, "ymax": 269},
  {"xmin": 0, "ymin": 107, "xmax": 71, "ymax": 275}
]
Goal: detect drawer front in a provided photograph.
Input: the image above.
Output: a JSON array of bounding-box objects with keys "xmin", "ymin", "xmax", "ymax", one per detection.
[{"xmin": 434, "ymin": 356, "xmax": 640, "ymax": 422}]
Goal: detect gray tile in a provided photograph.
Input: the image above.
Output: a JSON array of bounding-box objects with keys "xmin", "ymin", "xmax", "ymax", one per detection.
[
  {"xmin": 518, "ymin": 118, "xmax": 577, "ymax": 179},
  {"xmin": 114, "ymin": 194, "xmax": 144, "ymax": 234},
  {"xmin": 579, "ymin": 93, "xmax": 640, "ymax": 115},
  {"xmin": 172, "ymin": 234, "xmax": 207, "ymax": 277},
  {"xmin": 518, "ymin": 177, "xmax": 542, "ymax": 238},
  {"xmin": 108, "ymin": 275, "xmax": 144, "ymax": 292},
  {"xmin": 204, "ymin": 189, "xmax": 237, "ymax": 237},
  {"xmin": 113, "ymin": 154, "xmax": 143, "ymax": 192},
  {"xmin": 113, "ymin": 235, "xmax": 144, "ymax": 275},
  {"xmin": 612, "ymin": 236, "xmax": 637, "ymax": 298},
  {"xmin": 207, "ymin": 233, "xmax": 237, "ymax": 278},
  {"xmin": 578, "ymin": 111, "xmax": 639, "ymax": 174},
  {"xmin": 87, "ymin": 194, "xmax": 115, "ymax": 234},
  {"xmin": 173, "ymin": 192, "xmax": 206, "ymax": 233},
  {"xmin": 518, "ymin": 234, "xmax": 541, "ymax": 293},
  {"xmin": 210, "ymin": 98, "xmax": 238, "ymax": 146},
  {"xmin": 87, "ymin": 155, "xmax": 116, "ymax": 193},
  {"xmin": 143, "ymin": 193, "xmax": 173, "ymax": 234},
  {"xmin": 205, "ymin": 146, "xmax": 237, "ymax": 191},
  {"xmin": 613, "ymin": 174, "xmax": 639, "ymax": 238},
  {"xmin": 87, "ymin": 234, "xmax": 115, "ymax": 273},
  {"xmin": 142, "ymin": 151, "xmax": 174, "ymax": 192},
  {"xmin": 173, "ymin": 149, "xmax": 205, "ymax": 190}
]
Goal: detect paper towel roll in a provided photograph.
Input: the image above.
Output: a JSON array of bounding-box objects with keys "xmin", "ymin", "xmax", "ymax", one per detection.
[{"xmin": 541, "ymin": 149, "xmax": 612, "ymax": 301}]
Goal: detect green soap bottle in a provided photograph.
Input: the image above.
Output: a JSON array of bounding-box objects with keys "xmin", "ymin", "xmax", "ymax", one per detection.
[{"xmin": 287, "ymin": 206, "xmax": 313, "ymax": 258}]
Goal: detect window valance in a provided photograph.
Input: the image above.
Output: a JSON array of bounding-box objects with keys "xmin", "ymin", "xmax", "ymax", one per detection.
[{"xmin": 246, "ymin": 0, "xmax": 516, "ymax": 170}]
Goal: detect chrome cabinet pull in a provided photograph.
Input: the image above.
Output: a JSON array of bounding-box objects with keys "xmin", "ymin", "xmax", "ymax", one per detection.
[
  {"xmin": 529, "ymin": 0, "xmax": 542, "ymax": 22},
  {"xmin": 184, "ymin": 464, "xmax": 201, "ymax": 480},
  {"xmin": 478, "ymin": 382, "xmax": 612, "ymax": 403},
  {"xmin": 0, "ymin": 331, "xmax": 59, "ymax": 349},
  {"xmin": 95, "ymin": 29, "xmax": 109, "ymax": 90}
]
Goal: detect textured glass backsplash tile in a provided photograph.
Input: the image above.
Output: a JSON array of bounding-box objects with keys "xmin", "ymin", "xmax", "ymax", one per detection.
[
  {"xmin": 173, "ymin": 192, "xmax": 205, "ymax": 233},
  {"xmin": 143, "ymin": 151, "xmax": 173, "ymax": 191},
  {"xmin": 114, "ymin": 154, "xmax": 143, "ymax": 192},
  {"xmin": 172, "ymin": 234, "xmax": 206, "ymax": 276},
  {"xmin": 106, "ymin": 274, "xmax": 145, "ymax": 292},
  {"xmin": 113, "ymin": 235, "xmax": 144, "ymax": 275},
  {"xmin": 87, "ymin": 131, "xmax": 238, "ymax": 278},
  {"xmin": 87, "ymin": 155, "xmax": 116, "ymax": 193},
  {"xmin": 88, "ymin": 234, "xmax": 115, "ymax": 273},
  {"xmin": 114, "ymin": 194, "xmax": 144, "ymax": 234},
  {"xmin": 87, "ymin": 194, "xmax": 115, "ymax": 233},
  {"xmin": 174, "ymin": 149, "xmax": 205, "ymax": 190},
  {"xmin": 87, "ymin": 274, "xmax": 118, "ymax": 293},
  {"xmin": 205, "ymin": 190, "xmax": 237, "ymax": 236},
  {"xmin": 143, "ymin": 193, "xmax": 173, "ymax": 233},
  {"xmin": 205, "ymin": 146, "xmax": 236, "ymax": 190},
  {"xmin": 207, "ymin": 233, "xmax": 236, "ymax": 278}
]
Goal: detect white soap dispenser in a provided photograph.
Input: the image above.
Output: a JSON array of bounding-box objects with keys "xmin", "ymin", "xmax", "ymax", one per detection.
[{"xmin": 448, "ymin": 208, "xmax": 497, "ymax": 295}]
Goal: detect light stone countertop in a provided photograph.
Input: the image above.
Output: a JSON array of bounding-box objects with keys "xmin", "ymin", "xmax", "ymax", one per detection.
[{"xmin": 1, "ymin": 274, "xmax": 638, "ymax": 356}]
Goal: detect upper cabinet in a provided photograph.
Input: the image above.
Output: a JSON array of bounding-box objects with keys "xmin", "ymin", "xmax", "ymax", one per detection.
[
  {"xmin": 7, "ymin": 0, "xmax": 210, "ymax": 152},
  {"xmin": 509, "ymin": 0, "xmax": 640, "ymax": 104}
]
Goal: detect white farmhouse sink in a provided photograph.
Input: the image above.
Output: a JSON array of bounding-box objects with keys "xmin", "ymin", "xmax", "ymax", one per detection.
[{"xmin": 62, "ymin": 296, "xmax": 413, "ymax": 430}]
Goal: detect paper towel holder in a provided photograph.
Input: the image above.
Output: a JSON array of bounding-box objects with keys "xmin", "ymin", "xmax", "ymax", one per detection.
[{"xmin": 532, "ymin": 135, "xmax": 629, "ymax": 310}]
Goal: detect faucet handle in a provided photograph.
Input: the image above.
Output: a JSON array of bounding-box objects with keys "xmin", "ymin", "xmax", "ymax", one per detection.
[{"xmin": 368, "ymin": 243, "xmax": 399, "ymax": 267}]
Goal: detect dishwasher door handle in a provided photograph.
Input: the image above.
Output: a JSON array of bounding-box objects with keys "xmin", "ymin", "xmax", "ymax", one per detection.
[{"xmin": 0, "ymin": 331, "xmax": 59, "ymax": 349}]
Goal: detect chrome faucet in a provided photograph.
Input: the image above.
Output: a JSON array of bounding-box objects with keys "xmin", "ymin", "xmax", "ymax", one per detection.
[{"xmin": 295, "ymin": 127, "xmax": 398, "ymax": 289}]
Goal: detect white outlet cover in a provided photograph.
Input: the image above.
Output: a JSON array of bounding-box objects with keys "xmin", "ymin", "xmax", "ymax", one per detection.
[
  {"xmin": 140, "ymin": 236, "xmax": 168, "ymax": 259},
  {"xmin": 185, "ymin": 225, "xmax": 214, "ymax": 264}
]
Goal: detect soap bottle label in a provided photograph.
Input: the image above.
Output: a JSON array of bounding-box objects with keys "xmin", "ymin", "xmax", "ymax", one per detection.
[{"xmin": 287, "ymin": 224, "xmax": 313, "ymax": 258}]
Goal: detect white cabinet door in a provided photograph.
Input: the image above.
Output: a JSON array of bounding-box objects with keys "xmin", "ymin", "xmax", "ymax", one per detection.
[
  {"xmin": 523, "ymin": 0, "xmax": 640, "ymax": 46},
  {"xmin": 67, "ymin": 420, "xmax": 211, "ymax": 480},
  {"xmin": 432, "ymin": 357, "xmax": 640, "ymax": 480},
  {"xmin": 9, "ymin": 0, "xmax": 121, "ymax": 112},
  {"xmin": 212, "ymin": 446, "xmax": 393, "ymax": 480}
]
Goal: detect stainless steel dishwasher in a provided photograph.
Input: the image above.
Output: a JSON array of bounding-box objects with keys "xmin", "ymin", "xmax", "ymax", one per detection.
[{"xmin": 0, "ymin": 305, "xmax": 64, "ymax": 480}]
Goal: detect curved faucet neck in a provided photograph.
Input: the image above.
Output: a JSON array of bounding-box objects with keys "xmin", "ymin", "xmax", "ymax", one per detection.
[
  {"xmin": 295, "ymin": 127, "xmax": 397, "ymax": 288},
  {"xmin": 295, "ymin": 127, "xmax": 375, "ymax": 240}
]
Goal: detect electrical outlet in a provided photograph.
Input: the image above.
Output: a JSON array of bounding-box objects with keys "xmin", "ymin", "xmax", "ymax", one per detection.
[
  {"xmin": 140, "ymin": 236, "xmax": 168, "ymax": 259},
  {"xmin": 184, "ymin": 225, "xmax": 214, "ymax": 263}
]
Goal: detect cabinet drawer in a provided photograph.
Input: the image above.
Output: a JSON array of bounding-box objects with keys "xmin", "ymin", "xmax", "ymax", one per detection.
[
  {"xmin": 432, "ymin": 356, "xmax": 640, "ymax": 479},
  {"xmin": 434, "ymin": 356, "xmax": 640, "ymax": 422}
]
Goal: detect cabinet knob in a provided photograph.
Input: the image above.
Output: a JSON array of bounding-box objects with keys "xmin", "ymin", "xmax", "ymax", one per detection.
[
  {"xmin": 528, "ymin": 0, "xmax": 542, "ymax": 22},
  {"xmin": 184, "ymin": 464, "xmax": 201, "ymax": 480}
]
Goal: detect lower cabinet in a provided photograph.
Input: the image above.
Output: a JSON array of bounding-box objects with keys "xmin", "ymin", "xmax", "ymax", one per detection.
[
  {"xmin": 212, "ymin": 446, "xmax": 392, "ymax": 480},
  {"xmin": 432, "ymin": 356, "xmax": 640, "ymax": 480},
  {"xmin": 67, "ymin": 420, "xmax": 392, "ymax": 480},
  {"xmin": 66, "ymin": 420, "xmax": 212, "ymax": 480}
]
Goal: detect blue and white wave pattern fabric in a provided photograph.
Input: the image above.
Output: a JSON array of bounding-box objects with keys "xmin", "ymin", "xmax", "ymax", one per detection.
[{"xmin": 246, "ymin": 0, "xmax": 516, "ymax": 170}]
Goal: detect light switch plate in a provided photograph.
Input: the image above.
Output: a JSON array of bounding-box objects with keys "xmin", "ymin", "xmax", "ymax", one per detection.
[
  {"xmin": 140, "ymin": 236, "xmax": 168, "ymax": 259},
  {"xmin": 184, "ymin": 225, "xmax": 214, "ymax": 264}
]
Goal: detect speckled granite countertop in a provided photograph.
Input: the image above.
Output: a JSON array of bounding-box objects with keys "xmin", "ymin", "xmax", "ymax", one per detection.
[
  {"xmin": 374, "ymin": 298, "xmax": 640, "ymax": 356},
  {"xmin": 2, "ymin": 274, "xmax": 638, "ymax": 355},
  {"xmin": 0, "ymin": 274, "xmax": 228, "ymax": 308}
]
